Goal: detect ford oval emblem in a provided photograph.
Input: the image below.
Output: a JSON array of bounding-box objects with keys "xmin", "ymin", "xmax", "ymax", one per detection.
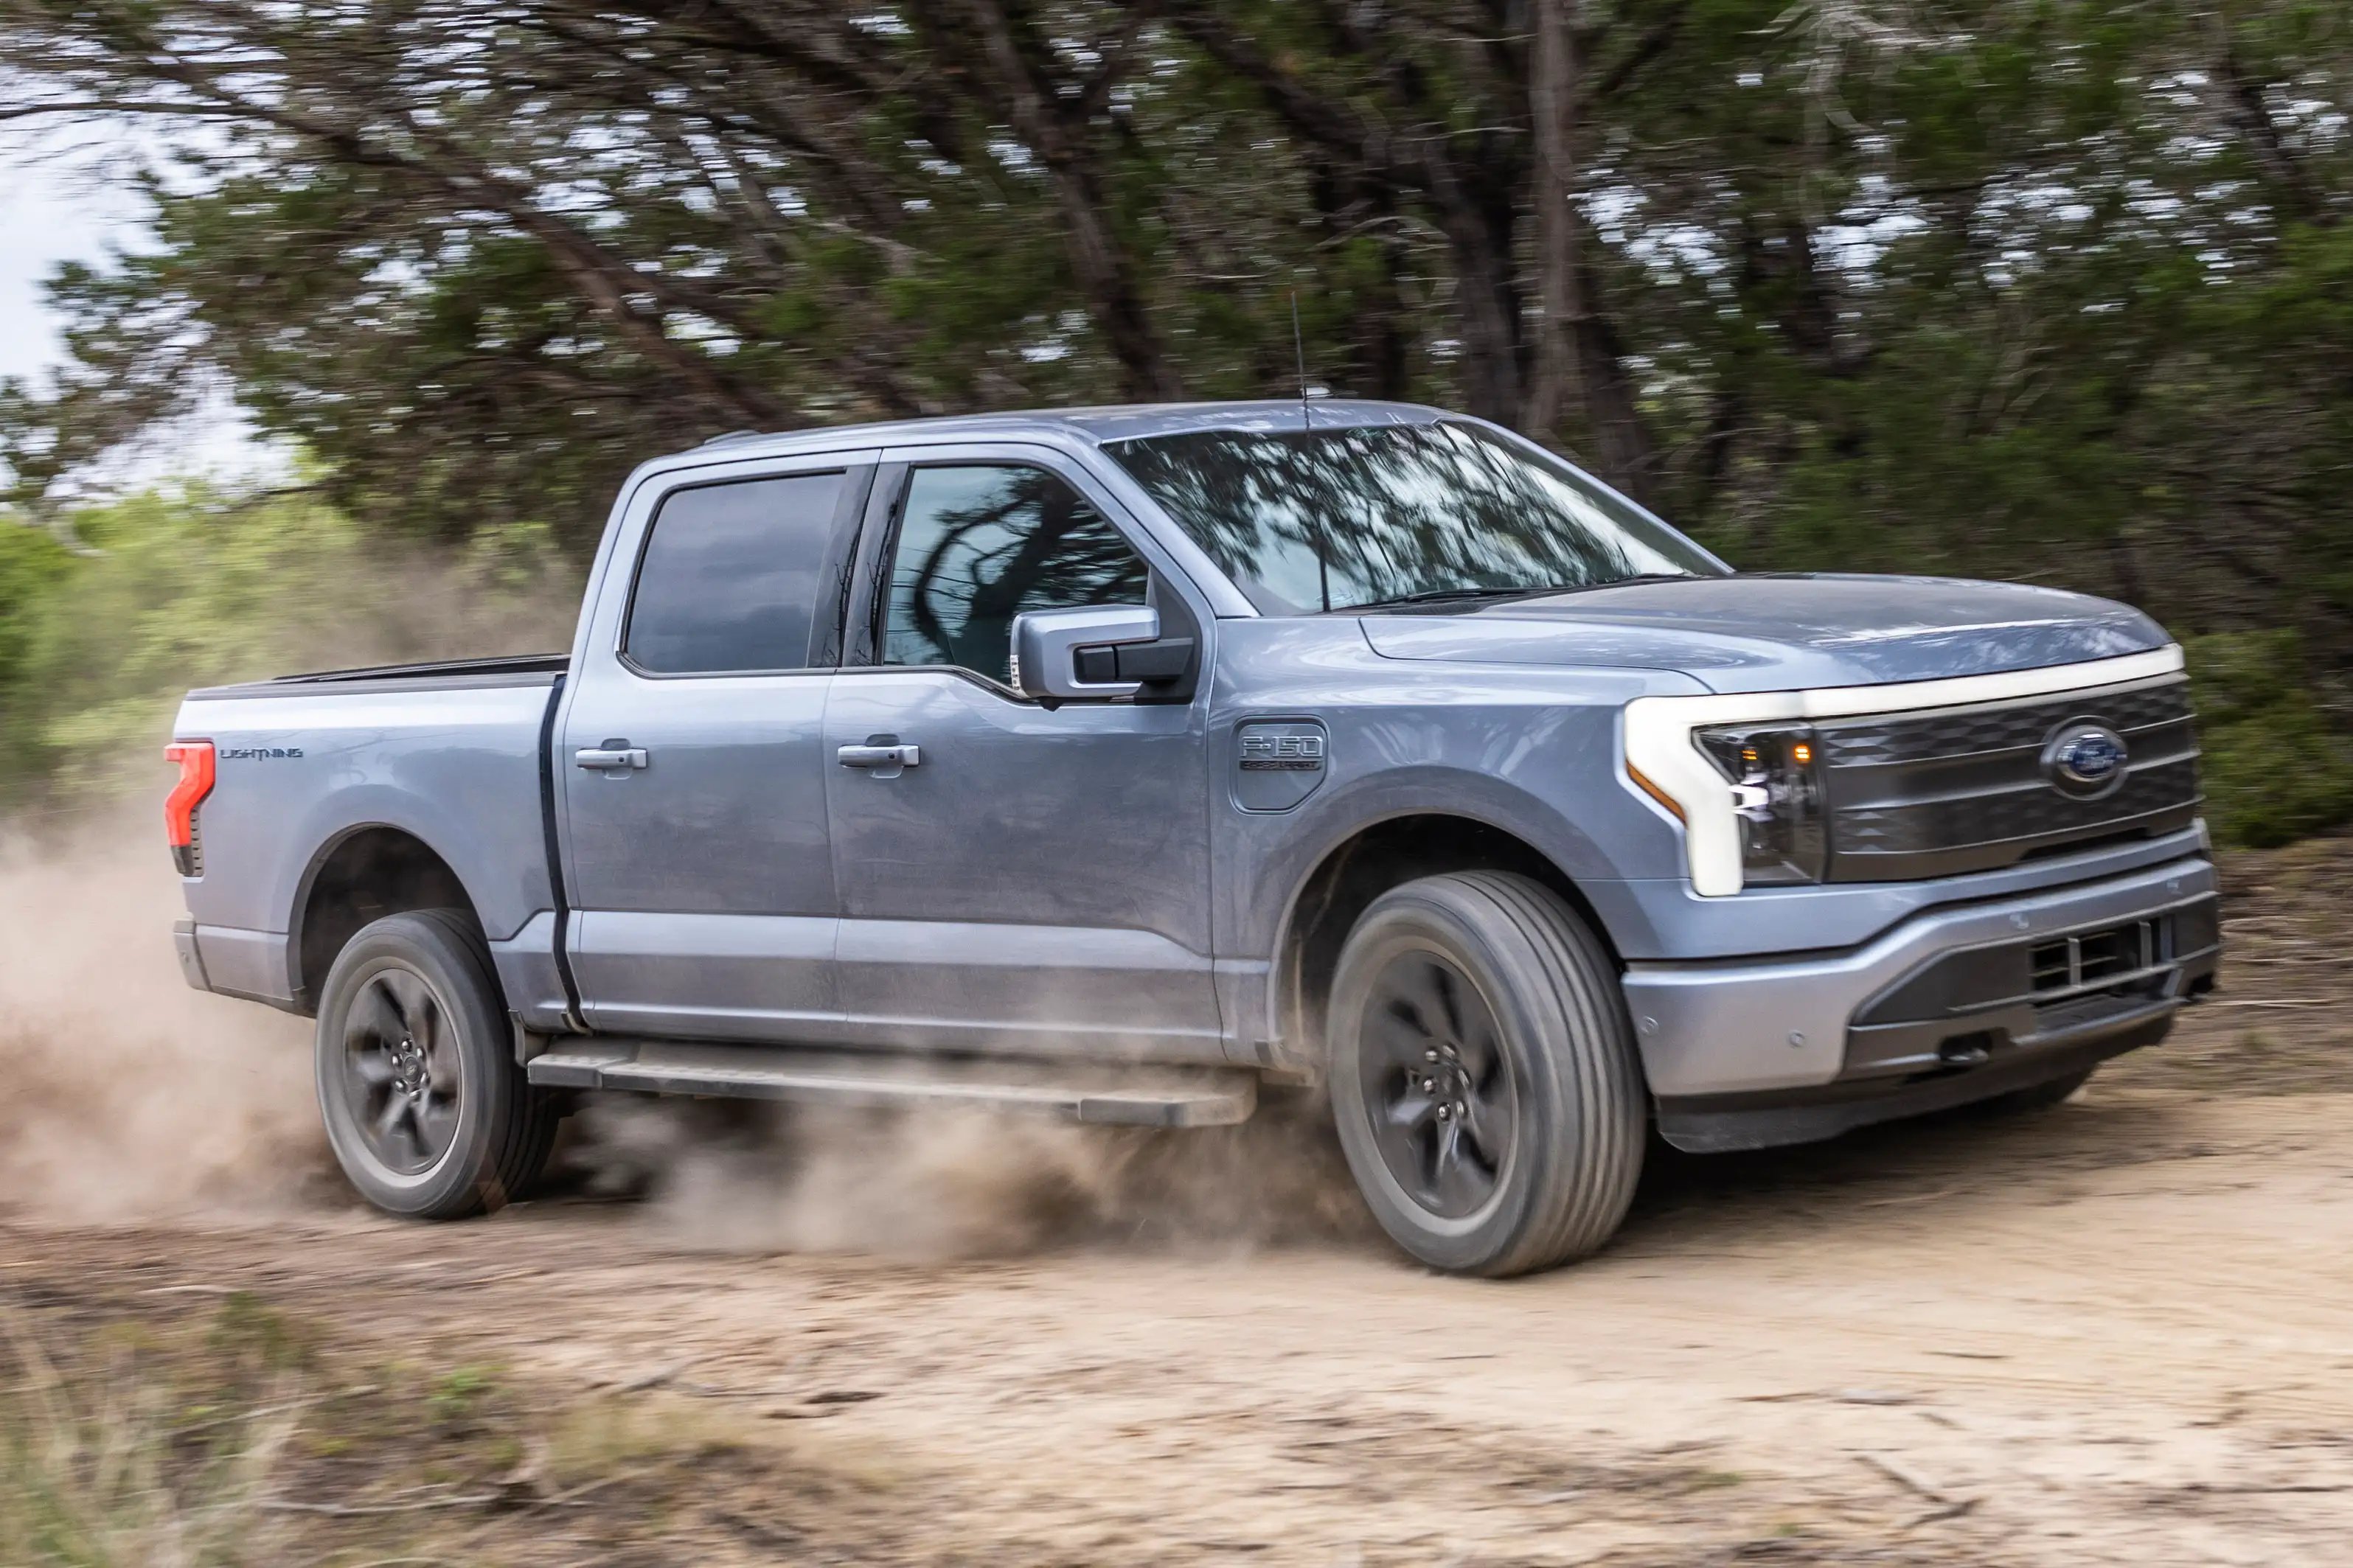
[{"xmin": 2042, "ymin": 720, "xmax": 2130, "ymax": 798}]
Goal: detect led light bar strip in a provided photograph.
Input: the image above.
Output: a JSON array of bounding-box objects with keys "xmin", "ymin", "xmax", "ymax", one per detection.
[{"xmin": 1622, "ymin": 646, "xmax": 2188, "ymax": 896}]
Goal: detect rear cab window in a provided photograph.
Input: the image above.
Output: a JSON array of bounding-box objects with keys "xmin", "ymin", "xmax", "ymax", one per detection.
[{"xmin": 625, "ymin": 471, "xmax": 856, "ymax": 674}]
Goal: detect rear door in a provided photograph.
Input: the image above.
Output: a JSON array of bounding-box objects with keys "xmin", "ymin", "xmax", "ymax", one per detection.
[
  {"xmin": 821, "ymin": 447, "xmax": 1224, "ymax": 1061},
  {"xmin": 557, "ymin": 451, "xmax": 875, "ymax": 1039}
]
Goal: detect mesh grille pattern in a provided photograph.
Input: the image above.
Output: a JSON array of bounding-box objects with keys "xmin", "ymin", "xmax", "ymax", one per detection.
[
  {"xmin": 1834, "ymin": 758, "xmax": 2200, "ymax": 855},
  {"xmin": 1818, "ymin": 680, "xmax": 2191, "ymax": 767},
  {"xmin": 1817, "ymin": 677, "xmax": 2200, "ymax": 881}
]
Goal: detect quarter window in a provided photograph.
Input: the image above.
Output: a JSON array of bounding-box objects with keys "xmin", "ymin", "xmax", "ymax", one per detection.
[
  {"xmin": 627, "ymin": 473, "xmax": 847, "ymax": 674},
  {"xmin": 882, "ymin": 465, "xmax": 1149, "ymax": 683}
]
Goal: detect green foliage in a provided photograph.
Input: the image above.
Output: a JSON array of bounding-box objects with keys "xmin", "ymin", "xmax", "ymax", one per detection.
[
  {"xmin": 0, "ymin": 518, "xmax": 74, "ymax": 764},
  {"xmin": 205, "ymin": 1294, "xmax": 315, "ymax": 1377},
  {"xmin": 0, "ymin": 489, "xmax": 579, "ymax": 812},
  {"xmin": 2188, "ymin": 631, "xmax": 2353, "ymax": 849},
  {"xmin": 425, "ymin": 1366, "xmax": 496, "ymax": 1433}
]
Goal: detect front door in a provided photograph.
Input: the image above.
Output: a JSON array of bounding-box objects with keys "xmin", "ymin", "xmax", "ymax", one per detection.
[
  {"xmin": 824, "ymin": 453, "xmax": 1223, "ymax": 1061},
  {"xmin": 558, "ymin": 456, "xmax": 874, "ymax": 1039}
]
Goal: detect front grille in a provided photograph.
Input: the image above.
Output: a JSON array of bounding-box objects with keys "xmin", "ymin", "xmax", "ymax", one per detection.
[
  {"xmin": 1815, "ymin": 676, "xmax": 2200, "ymax": 882},
  {"xmin": 2030, "ymin": 919, "xmax": 2155, "ymax": 995},
  {"xmin": 1854, "ymin": 900, "xmax": 2215, "ymax": 1028}
]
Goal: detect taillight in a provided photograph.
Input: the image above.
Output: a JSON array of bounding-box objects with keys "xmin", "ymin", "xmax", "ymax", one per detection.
[{"xmin": 164, "ymin": 741, "xmax": 215, "ymax": 877}]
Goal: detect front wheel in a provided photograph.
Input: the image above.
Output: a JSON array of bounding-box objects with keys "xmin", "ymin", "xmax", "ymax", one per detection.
[
  {"xmin": 314, "ymin": 909, "xmax": 558, "ymax": 1219},
  {"xmin": 1327, "ymin": 872, "xmax": 1645, "ymax": 1277}
]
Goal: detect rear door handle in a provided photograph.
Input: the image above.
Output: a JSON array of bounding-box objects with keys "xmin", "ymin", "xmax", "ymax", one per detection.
[
  {"xmin": 575, "ymin": 747, "xmax": 649, "ymax": 771},
  {"xmin": 836, "ymin": 743, "xmax": 920, "ymax": 770}
]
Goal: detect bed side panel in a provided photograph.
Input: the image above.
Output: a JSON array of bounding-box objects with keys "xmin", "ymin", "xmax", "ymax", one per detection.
[{"xmin": 171, "ymin": 683, "xmax": 557, "ymax": 994}]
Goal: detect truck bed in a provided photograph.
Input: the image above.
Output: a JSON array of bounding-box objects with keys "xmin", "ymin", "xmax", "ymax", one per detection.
[
  {"xmin": 188, "ymin": 652, "xmax": 570, "ymax": 700},
  {"xmin": 173, "ymin": 658, "xmax": 570, "ymax": 1017}
]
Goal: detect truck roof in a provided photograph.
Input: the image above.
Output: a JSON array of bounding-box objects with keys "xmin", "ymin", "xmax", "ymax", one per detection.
[{"xmin": 672, "ymin": 398, "xmax": 1447, "ymax": 467}]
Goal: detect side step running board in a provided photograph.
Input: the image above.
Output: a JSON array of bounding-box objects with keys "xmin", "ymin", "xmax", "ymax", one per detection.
[{"xmin": 525, "ymin": 1038, "xmax": 1258, "ymax": 1129}]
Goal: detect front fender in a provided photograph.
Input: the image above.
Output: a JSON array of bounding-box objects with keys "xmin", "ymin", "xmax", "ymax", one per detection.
[{"xmin": 1212, "ymin": 681, "xmax": 1693, "ymax": 1055}]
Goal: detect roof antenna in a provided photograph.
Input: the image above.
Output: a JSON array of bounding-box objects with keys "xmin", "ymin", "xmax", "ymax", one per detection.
[
  {"xmin": 1292, "ymin": 290, "xmax": 1332, "ymax": 611},
  {"xmin": 1291, "ymin": 291, "xmax": 1312, "ymax": 434}
]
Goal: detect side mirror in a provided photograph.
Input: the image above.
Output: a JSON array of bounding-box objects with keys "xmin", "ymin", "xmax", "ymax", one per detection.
[{"xmin": 1012, "ymin": 604, "xmax": 1185, "ymax": 702}]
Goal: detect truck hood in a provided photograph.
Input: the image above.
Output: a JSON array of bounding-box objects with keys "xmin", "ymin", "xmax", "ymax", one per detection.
[{"xmin": 1359, "ymin": 573, "xmax": 2170, "ymax": 694}]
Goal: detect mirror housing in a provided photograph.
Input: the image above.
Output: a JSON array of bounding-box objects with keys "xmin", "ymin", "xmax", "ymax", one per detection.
[{"xmin": 1012, "ymin": 604, "xmax": 1172, "ymax": 701}]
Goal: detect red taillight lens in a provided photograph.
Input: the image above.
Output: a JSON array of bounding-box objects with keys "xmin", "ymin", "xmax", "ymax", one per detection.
[{"xmin": 164, "ymin": 741, "xmax": 215, "ymax": 876}]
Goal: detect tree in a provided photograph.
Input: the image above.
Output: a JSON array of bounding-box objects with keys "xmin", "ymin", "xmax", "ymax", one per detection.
[{"xmin": 1, "ymin": 0, "xmax": 2348, "ymax": 752}]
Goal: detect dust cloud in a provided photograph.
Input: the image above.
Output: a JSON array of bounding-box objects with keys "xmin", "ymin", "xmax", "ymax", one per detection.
[
  {"xmin": 0, "ymin": 815, "xmax": 328, "ymax": 1220},
  {"xmin": 577, "ymin": 1093, "xmax": 1373, "ymax": 1262},
  {"xmin": 0, "ymin": 809, "xmax": 1366, "ymax": 1255}
]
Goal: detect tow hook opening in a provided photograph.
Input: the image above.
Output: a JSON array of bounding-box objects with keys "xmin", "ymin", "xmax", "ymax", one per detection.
[{"xmin": 1936, "ymin": 1031, "xmax": 1997, "ymax": 1069}]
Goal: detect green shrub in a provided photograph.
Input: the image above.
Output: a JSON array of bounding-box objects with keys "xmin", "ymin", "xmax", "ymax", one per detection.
[
  {"xmin": 0, "ymin": 487, "xmax": 577, "ymax": 813},
  {"xmin": 2186, "ymin": 630, "xmax": 2353, "ymax": 848}
]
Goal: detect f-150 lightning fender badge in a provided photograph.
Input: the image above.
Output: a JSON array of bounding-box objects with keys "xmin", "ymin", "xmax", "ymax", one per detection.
[
  {"xmin": 219, "ymin": 746, "xmax": 305, "ymax": 759},
  {"xmin": 1235, "ymin": 720, "xmax": 1327, "ymax": 813}
]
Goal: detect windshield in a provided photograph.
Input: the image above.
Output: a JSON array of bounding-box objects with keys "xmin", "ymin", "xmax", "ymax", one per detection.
[{"xmin": 1102, "ymin": 420, "xmax": 1721, "ymax": 614}]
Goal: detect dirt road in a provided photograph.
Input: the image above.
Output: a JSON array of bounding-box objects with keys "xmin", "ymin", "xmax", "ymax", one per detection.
[{"xmin": 7, "ymin": 837, "xmax": 2353, "ymax": 1564}]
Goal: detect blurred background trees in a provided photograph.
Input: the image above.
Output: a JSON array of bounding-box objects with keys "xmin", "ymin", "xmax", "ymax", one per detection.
[{"xmin": 1, "ymin": 0, "xmax": 2349, "ymax": 840}]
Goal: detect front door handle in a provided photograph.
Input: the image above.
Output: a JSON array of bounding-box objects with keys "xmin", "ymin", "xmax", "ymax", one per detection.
[
  {"xmin": 575, "ymin": 746, "xmax": 649, "ymax": 772},
  {"xmin": 836, "ymin": 742, "xmax": 921, "ymax": 770}
]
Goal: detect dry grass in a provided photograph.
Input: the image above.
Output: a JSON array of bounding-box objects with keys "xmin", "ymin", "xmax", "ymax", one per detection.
[
  {"xmin": 0, "ymin": 1286, "xmax": 986, "ymax": 1567},
  {"xmin": 1, "ymin": 1297, "xmax": 308, "ymax": 1567}
]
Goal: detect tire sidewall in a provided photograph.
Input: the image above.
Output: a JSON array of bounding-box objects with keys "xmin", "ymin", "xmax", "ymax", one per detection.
[
  {"xmin": 1328, "ymin": 888, "xmax": 1565, "ymax": 1273},
  {"xmin": 314, "ymin": 913, "xmax": 508, "ymax": 1218}
]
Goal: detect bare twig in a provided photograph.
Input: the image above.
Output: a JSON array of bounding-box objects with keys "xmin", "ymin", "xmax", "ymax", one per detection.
[
  {"xmin": 609, "ymin": 1357, "xmax": 699, "ymax": 1394},
  {"xmin": 261, "ymin": 1493, "xmax": 498, "ymax": 1516}
]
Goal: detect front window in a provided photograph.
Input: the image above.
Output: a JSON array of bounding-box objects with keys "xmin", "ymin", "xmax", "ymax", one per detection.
[
  {"xmin": 1102, "ymin": 421, "xmax": 1720, "ymax": 614},
  {"xmin": 882, "ymin": 464, "xmax": 1150, "ymax": 684}
]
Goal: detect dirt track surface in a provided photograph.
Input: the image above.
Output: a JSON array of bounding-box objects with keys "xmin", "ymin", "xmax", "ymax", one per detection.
[{"xmin": 7, "ymin": 837, "xmax": 2353, "ymax": 1563}]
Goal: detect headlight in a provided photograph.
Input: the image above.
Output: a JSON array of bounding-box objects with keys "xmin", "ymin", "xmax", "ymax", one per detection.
[{"xmin": 1694, "ymin": 723, "xmax": 1826, "ymax": 884}]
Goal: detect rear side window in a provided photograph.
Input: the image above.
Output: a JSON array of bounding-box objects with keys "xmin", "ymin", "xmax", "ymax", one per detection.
[{"xmin": 627, "ymin": 473, "xmax": 847, "ymax": 674}]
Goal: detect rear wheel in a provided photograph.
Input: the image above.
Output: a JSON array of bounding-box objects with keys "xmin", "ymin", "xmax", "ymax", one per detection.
[
  {"xmin": 314, "ymin": 909, "xmax": 559, "ymax": 1219},
  {"xmin": 1327, "ymin": 872, "xmax": 1645, "ymax": 1277}
]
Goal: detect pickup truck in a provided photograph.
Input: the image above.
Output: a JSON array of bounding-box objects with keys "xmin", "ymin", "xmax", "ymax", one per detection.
[{"xmin": 167, "ymin": 401, "xmax": 2218, "ymax": 1275}]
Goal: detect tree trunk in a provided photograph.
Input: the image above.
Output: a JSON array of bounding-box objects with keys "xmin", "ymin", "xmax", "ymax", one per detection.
[
  {"xmin": 1527, "ymin": 0, "xmax": 1579, "ymax": 441},
  {"xmin": 1526, "ymin": 0, "xmax": 1653, "ymax": 503}
]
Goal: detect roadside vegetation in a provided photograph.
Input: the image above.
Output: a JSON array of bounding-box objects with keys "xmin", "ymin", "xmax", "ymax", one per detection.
[
  {"xmin": 0, "ymin": 489, "xmax": 579, "ymax": 812},
  {"xmin": 1, "ymin": 1284, "xmax": 922, "ymax": 1567}
]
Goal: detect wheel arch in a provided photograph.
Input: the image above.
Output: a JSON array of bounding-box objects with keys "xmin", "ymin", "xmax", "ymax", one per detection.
[
  {"xmin": 1271, "ymin": 809, "xmax": 1623, "ymax": 1068},
  {"xmin": 289, "ymin": 823, "xmax": 484, "ymax": 1014}
]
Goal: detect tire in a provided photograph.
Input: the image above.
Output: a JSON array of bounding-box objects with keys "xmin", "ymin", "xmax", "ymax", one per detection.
[
  {"xmin": 1976, "ymin": 1065, "xmax": 2096, "ymax": 1117},
  {"xmin": 313, "ymin": 908, "xmax": 560, "ymax": 1219},
  {"xmin": 1327, "ymin": 872, "xmax": 1645, "ymax": 1278}
]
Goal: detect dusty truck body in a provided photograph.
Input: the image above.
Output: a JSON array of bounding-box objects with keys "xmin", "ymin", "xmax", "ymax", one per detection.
[{"xmin": 167, "ymin": 401, "xmax": 2220, "ymax": 1275}]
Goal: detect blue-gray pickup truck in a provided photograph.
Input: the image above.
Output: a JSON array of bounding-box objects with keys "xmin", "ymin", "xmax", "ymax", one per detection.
[{"xmin": 167, "ymin": 401, "xmax": 2218, "ymax": 1275}]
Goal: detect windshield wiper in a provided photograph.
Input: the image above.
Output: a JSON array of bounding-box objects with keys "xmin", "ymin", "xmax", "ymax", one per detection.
[
  {"xmin": 1344, "ymin": 575, "xmax": 1703, "ymax": 613},
  {"xmin": 1342, "ymin": 585, "xmax": 1572, "ymax": 613},
  {"xmin": 1542, "ymin": 572, "xmax": 1708, "ymax": 596}
]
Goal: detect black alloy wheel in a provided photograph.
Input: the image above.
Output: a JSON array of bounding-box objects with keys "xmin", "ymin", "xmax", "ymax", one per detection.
[
  {"xmin": 1328, "ymin": 872, "xmax": 1645, "ymax": 1276},
  {"xmin": 340, "ymin": 966, "xmax": 464, "ymax": 1176},
  {"xmin": 1357, "ymin": 949, "xmax": 1516, "ymax": 1219},
  {"xmin": 314, "ymin": 908, "xmax": 560, "ymax": 1219}
]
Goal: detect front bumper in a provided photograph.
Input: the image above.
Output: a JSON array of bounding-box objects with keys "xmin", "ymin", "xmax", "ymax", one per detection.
[{"xmin": 1622, "ymin": 855, "xmax": 2218, "ymax": 1150}]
